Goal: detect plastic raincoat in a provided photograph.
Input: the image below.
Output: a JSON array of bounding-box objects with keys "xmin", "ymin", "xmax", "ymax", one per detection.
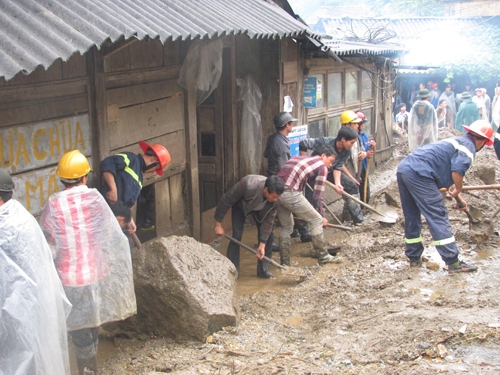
[
  {"xmin": 408, "ymin": 100, "xmax": 438, "ymax": 152},
  {"xmin": 455, "ymin": 99, "xmax": 480, "ymax": 135},
  {"xmin": 41, "ymin": 185, "xmax": 136, "ymax": 331},
  {"xmin": 0, "ymin": 199, "xmax": 70, "ymax": 375}
]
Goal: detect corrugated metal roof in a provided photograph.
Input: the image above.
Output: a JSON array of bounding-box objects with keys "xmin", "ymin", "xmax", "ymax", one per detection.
[
  {"xmin": 312, "ymin": 16, "xmax": 495, "ymax": 68},
  {"xmin": 322, "ymin": 38, "xmax": 406, "ymax": 56},
  {"xmin": 0, "ymin": 0, "xmax": 318, "ymax": 81}
]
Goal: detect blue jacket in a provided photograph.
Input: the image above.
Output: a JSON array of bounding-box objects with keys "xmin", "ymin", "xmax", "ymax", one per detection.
[
  {"xmin": 99, "ymin": 152, "xmax": 145, "ymax": 207},
  {"xmin": 359, "ymin": 131, "xmax": 370, "ymax": 171},
  {"xmin": 397, "ymin": 135, "xmax": 476, "ymax": 189}
]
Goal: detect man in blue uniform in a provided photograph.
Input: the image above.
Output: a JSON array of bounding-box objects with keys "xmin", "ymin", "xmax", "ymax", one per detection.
[
  {"xmin": 397, "ymin": 120, "xmax": 494, "ymax": 272},
  {"xmin": 100, "ymin": 140, "xmax": 170, "ymax": 233}
]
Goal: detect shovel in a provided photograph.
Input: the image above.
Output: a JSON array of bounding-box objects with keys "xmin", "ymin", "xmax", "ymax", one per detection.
[
  {"xmin": 223, "ymin": 234, "xmax": 286, "ymax": 270},
  {"xmin": 306, "ymin": 183, "xmax": 342, "ymax": 225},
  {"xmin": 325, "ymin": 180, "xmax": 398, "ymax": 224},
  {"xmin": 439, "ymin": 184, "xmax": 500, "ymax": 191},
  {"xmin": 294, "ymin": 217, "xmax": 352, "ymax": 231},
  {"xmin": 454, "ymin": 194, "xmax": 493, "ymax": 244}
]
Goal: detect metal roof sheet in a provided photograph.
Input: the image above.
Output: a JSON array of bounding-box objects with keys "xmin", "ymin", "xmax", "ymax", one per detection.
[
  {"xmin": 0, "ymin": 0, "xmax": 318, "ymax": 81},
  {"xmin": 322, "ymin": 38, "xmax": 406, "ymax": 56}
]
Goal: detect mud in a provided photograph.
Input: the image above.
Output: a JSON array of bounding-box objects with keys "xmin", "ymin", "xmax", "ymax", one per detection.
[{"xmin": 98, "ymin": 129, "xmax": 500, "ymax": 375}]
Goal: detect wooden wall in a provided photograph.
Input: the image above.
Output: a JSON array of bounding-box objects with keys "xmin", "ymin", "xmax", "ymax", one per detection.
[{"xmin": 102, "ymin": 38, "xmax": 189, "ymax": 236}]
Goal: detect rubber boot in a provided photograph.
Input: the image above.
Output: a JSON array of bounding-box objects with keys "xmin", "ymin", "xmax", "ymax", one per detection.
[
  {"xmin": 347, "ymin": 194, "xmax": 370, "ymax": 225},
  {"xmin": 75, "ymin": 341, "xmax": 98, "ymax": 375},
  {"xmin": 295, "ymin": 221, "xmax": 312, "ymax": 243},
  {"xmin": 311, "ymin": 233, "xmax": 343, "ymax": 265},
  {"xmin": 342, "ymin": 197, "xmax": 351, "ymax": 223},
  {"xmin": 279, "ymin": 238, "xmax": 292, "ymax": 266}
]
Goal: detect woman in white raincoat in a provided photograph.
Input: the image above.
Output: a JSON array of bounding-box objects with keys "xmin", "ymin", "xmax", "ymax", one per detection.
[
  {"xmin": 408, "ymin": 89, "xmax": 438, "ymax": 152},
  {"xmin": 41, "ymin": 150, "xmax": 136, "ymax": 375},
  {"xmin": 0, "ymin": 170, "xmax": 71, "ymax": 375}
]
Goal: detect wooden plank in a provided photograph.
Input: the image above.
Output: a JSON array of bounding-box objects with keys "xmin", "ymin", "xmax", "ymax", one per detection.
[
  {"xmin": 164, "ymin": 39, "xmax": 180, "ymax": 66},
  {"xmin": 106, "ymin": 79, "xmax": 181, "ymax": 108},
  {"xmin": 130, "ymin": 38, "xmax": 163, "ymax": 70},
  {"xmin": 0, "ymin": 95, "xmax": 88, "ymax": 128},
  {"xmin": 184, "ymin": 88, "xmax": 200, "ymax": 240},
  {"xmin": 104, "ymin": 45, "xmax": 130, "ymax": 73},
  {"xmin": 109, "ymin": 95, "xmax": 184, "ymax": 149},
  {"xmin": 0, "ymin": 77, "xmax": 89, "ymax": 103},
  {"xmin": 104, "ymin": 65, "xmax": 181, "ymax": 89},
  {"xmin": 155, "ymin": 177, "xmax": 172, "ymax": 236},
  {"xmin": 63, "ymin": 53, "xmax": 86, "ymax": 79},
  {"xmin": 283, "ymin": 61, "xmax": 298, "ymax": 84},
  {"xmin": 222, "ymin": 43, "xmax": 237, "ymax": 189},
  {"xmin": 8, "ymin": 69, "xmax": 36, "ymax": 86},
  {"xmin": 34, "ymin": 59, "xmax": 63, "ymax": 83},
  {"xmin": 169, "ymin": 172, "xmax": 185, "ymax": 228}
]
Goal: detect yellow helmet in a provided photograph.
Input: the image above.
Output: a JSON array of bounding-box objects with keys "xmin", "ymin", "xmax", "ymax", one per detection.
[
  {"xmin": 340, "ymin": 110, "xmax": 361, "ymax": 125},
  {"xmin": 56, "ymin": 150, "xmax": 92, "ymax": 179}
]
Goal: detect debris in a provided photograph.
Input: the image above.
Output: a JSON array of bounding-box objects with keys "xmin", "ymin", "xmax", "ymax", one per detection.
[{"xmin": 459, "ymin": 324, "xmax": 467, "ymax": 334}]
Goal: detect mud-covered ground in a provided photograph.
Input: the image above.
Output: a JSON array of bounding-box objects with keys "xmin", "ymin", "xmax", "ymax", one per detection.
[{"xmin": 99, "ymin": 129, "xmax": 500, "ymax": 374}]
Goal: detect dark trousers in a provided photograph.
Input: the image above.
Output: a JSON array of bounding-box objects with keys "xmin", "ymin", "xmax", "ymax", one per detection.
[
  {"xmin": 340, "ymin": 172, "xmax": 359, "ymax": 195},
  {"xmin": 226, "ymin": 204, "xmax": 273, "ymax": 275},
  {"xmin": 70, "ymin": 327, "xmax": 99, "ymax": 348},
  {"xmin": 397, "ymin": 172, "xmax": 459, "ymax": 265}
]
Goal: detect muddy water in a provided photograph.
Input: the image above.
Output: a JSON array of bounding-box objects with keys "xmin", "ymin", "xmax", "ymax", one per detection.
[{"xmin": 211, "ymin": 225, "xmax": 319, "ymax": 296}]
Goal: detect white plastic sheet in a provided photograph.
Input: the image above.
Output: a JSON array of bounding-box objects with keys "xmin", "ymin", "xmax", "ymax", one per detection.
[
  {"xmin": 238, "ymin": 75, "xmax": 263, "ymax": 176},
  {"xmin": 40, "ymin": 186, "xmax": 136, "ymax": 331},
  {"xmin": 178, "ymin": 39, "xmax": 223, "ymax": 106},
  {"xmin": 0, "ymin": 199, "xmax": 70, "ymax": 375},
  {"xmin": 408, "ymin": 100, "xmax": 438, "ymax": 152}
]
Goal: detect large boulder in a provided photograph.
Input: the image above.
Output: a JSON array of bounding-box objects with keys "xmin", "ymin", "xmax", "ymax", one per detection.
[{"xmin": 105, "ymin": 236, "xmax": 239, "ymax": 341}]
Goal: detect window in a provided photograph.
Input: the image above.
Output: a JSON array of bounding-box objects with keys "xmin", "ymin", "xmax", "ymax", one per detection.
[
  {"xmin": 327, "ymin": 73, "xmax": 342, "ymax": 106},
  {"xmin": 328, "ymin": 115, "xmax": 341, "ymax": 137},
  {"xmin": 345, "ymin": 71, "xmax": 359, "ymax": 103},
  {"xmin": 309, "ymin": 74, "xmax": 325, "ymax": 108},
  {"xmin": 361, "ymin": 108, "xmax": 373, "ymax": 136},
  {"xmin": 308, "ymin": 119, "xmax": 325, "ymax": 138},
  {"xmin": 361, "ymin": 71, "xmax": 373, "ymax": 100}
]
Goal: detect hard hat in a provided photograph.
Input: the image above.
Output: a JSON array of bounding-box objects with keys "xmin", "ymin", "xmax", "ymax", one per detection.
[
  {"xmin": 274, "ymin": 112, "xmax": 298, "ymax": 128},
  {"xmin": 56, "ymin": 150, "xmax": 92, "ymax": 179},
  {"xmin": 340, "ymin": 110, "xmax": 361, "ymax": 125},
  {"xmin": 0, "ymin": 170, "xmax": 14, "ymax": 192},
  {"xmin": 463, "ymin": 120, "xmax": 494, "ymax": 146},
  {"xmin": 355, "ymin": 111, "xmax": 367, "ymax": 122},
  {"xmin": 139, "ymin": 141, "xmax": 171, "ymax": 176}
]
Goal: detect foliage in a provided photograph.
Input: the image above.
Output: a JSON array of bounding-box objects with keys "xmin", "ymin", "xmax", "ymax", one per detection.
[{"xmin": 441, "ymin": 23, "xmax": 500, "ymax": 83}]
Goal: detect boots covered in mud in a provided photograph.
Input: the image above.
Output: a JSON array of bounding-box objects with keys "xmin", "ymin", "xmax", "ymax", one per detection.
[
  {"xmin": 311, "ymin": 233, "xmax": 343, "ymax": 265},
  {"xmin": 75, "ymin": 341, "xmax": 98, "ymax": 375},
  {"xmin": 343, "ymin": 194, "xmax": 369, "ymax": 225},
  {"xmin": 279, "ymin": 238, "xmax": 292, "ymax": 266}
]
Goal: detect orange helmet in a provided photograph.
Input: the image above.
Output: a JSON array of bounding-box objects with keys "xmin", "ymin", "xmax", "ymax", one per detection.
[
  {"xmin": 139, "ymin": 140, "xmax": 171, "ymax": 176},
  {"xmin": 463, "ymin": 120, "xmax": 494, "ymax": 146}
]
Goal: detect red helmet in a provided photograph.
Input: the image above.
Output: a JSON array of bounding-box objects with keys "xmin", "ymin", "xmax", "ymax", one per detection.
[
  {"xmin": 139, "ymin": 140, "xmax": 171, "ymax": 176},
  {"xmin": 463, "ymin": 120, "xmax": 494, "ymax": 146},
  {"xmin": 355, "ymin": 111, "xmax": 367, "ymax": 122}
]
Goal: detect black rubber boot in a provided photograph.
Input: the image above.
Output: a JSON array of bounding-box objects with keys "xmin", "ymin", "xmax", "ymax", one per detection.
[
  {"xmin": 75, "ymin": 341, "xmax": 98, "ymax": 375},
  {"xmin": 279, "ymin": 238, "xmax": 292, "ymax": 266},
  {"xmin": 295, "ymin": 221, "xmax": 312, "ymax": 242}
]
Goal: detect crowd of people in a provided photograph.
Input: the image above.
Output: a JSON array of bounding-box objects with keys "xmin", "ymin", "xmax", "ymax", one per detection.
[
  {"xmin": 394, "ymin": 81, "xmax": 500, "ymax": 142},
  {"xmin": 2, "ymin": 98, "xmax": 499, "ymax": 373}
]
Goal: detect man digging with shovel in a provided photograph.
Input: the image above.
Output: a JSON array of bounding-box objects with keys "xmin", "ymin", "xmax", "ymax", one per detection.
[{"xmin": 397, "ymin": 120, "xmax": 494, "ymax": 272}]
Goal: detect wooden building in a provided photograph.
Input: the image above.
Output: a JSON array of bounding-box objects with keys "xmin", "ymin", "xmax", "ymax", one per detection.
[{"xmin": 0, "ymin": 0, "xmax": 324, "ymax": 243}]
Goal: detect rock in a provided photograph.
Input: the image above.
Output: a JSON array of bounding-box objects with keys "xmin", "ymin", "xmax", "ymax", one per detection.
[
  {"xmin": 105, "ymin": 236, "xmax": 239, "ymax": 341},
  {"xmin": 437, "ymin": 344, "xmax": 448, "ymax": 358},
  {"xmin": 418, "ymin": 342, "xmax": 431, "ymax": 349},
  {"xmin": 384, "ymin": 192, "xmax": 400, "ymax": 208},
  {"xmin": 425, "ymin": 262, "xmax": 440, "ymax": 271},
  {"xmin": 475, "ymin": 165, "xmax": 496, "ymax": 185},
  {"xmin": 458, "ymin": 324, "xmax": 467, "ymax": 334}
]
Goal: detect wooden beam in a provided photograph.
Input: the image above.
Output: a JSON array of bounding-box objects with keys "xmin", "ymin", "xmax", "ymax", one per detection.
[{"xmin": 184, "ymin": 88, "xmax": 201, "ymax": 240}]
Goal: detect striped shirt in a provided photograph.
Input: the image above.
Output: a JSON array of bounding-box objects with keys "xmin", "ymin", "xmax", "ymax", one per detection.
[
  {"xmin": 41, "ymin": 185, "xmax": 110, "ymax": 286},
  {"xmin": 277, "ymin": 156, "xmax": 328, "ymax": 216}
]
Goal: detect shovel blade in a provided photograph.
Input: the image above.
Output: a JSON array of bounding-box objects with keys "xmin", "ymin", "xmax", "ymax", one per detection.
[{"xmin": 370, "ymin": 205, "xmax": 398, "ymax": 224}]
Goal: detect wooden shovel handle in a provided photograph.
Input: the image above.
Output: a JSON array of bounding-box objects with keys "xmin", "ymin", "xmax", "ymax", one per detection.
[
  {"xmin": 294, "ymin": 217, "xmax": 352, "ymax": 231},
  {"xmin": 223, "ymin": 234, "xmax": 286, "ymax": 270},
  {"xmin": 440, "ymin": 184, "xmax": 500, "ymax": 192}
]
